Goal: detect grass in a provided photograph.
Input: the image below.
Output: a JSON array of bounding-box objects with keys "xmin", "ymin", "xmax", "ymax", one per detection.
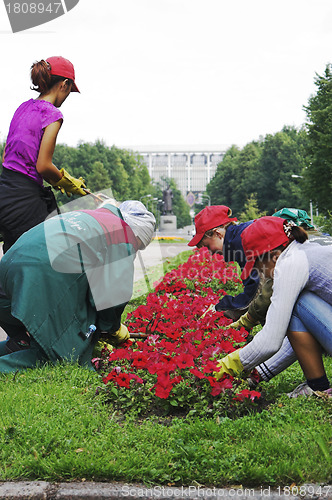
[
  {"xmin": 0, "ymin": 249, "xmax": 331, "ymax": 486},
  {"xmin": 153, "ymin": 236, "xmax": 189, "ymax": 243},
  {"xmin": 0, "ymin": 359, "xmax": 331, "ymax": 485},
  {"xmin": 128, "ymin": 249, "xmax": 193, "ymax": 315}
]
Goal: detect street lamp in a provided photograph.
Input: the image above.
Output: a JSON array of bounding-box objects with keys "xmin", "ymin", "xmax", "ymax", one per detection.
[
  {"xmin": 148, "ymin": 197, "xmax": 159, "ymax": 230},
  {"xmin": 140, "ymin": 194, "xmax": 152, "ymax": 206},
  {"xmin": 203, "ymin": 194, "xmax": 211, "ymax": 206},
  {"xmin": 148, "ymin": 197, "xmax": 158, "ymax": 211},
  {"xmin": 291, "ymin": 175, "xmax": 314, "ymax": 224},
  {"xmin": 197, "ymin": 193, "xmax": 211, "ymax": 206}
]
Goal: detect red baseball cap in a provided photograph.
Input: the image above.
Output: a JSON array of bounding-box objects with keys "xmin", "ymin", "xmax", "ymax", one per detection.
[
  {"xmin": 241, "ymin": 216, "xmax": 290, "ymax": 280},
  {"xmin": 46, "ymin": 56, "xmax": 79, "ymax": 92},
  {"xmin": 188, "ymin": 205, "xmax": 237, "ymax": 247}
]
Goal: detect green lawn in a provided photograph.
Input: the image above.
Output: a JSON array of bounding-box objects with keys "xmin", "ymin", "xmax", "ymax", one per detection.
[
  {"xmin": 0, "ymin": 249, "xmax": 331, "ymax": 486},
  {"xmin": 0, "ymin": 359, "xmax": 331, "ymax": 486}
]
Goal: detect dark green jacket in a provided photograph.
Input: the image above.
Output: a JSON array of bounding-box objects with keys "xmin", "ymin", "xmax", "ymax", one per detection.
[{"xmin": 0, "ymin": 205, "xmax": 137, "ymax": 365}]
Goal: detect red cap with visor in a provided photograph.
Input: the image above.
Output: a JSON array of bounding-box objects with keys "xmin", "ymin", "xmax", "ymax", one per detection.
[
  {"xmin": 46, "ymin": 56, "xmax": 79, "ymax": 92},
  {"xmin": 241, "ymin": 216, "xmax": 290, "ymax": 280},
  {"xmin": 188, "ymin": 205, "xmax": 237, "ymax": 247}
]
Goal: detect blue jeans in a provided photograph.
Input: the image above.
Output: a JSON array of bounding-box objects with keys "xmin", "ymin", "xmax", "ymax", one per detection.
[{"xmin": 288, "ymin": 291, "xmax": 332, "ymax": 355}]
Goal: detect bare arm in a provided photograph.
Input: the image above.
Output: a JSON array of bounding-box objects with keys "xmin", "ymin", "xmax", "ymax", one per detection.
[{"xmin": 36, "ymin": 120, "xmax": 63, "ymax": 184}]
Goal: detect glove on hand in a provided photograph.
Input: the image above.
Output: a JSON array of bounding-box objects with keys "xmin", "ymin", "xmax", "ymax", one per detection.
[
  {"xmin": 214, "ymin": 349, "xmax": 244, "ymax": 379},
  {"xmin": 92, "ymin": 340, "xmax": 114, "ymax": 358},
  {"xmin": 199, "ymin": 303, "xmax": 216, "ymax": 319},
  {"xmin": 108, "ymin": 324, "xmax": 130, "ymax": 346},
  {"xmin": 51, "ymin": 168, "xmax": 87, "ymax": 197},
  {"xmin": 229, "ymin": 312, "xmax": 258, "ymax": 331}
]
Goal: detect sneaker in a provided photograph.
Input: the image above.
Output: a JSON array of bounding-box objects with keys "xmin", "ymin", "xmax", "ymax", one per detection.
[
  {"xmin": 315, "ymin": 388, "xmax": 332, "ymax": 399},
  {"xmin": 287, "ymin": 382, "xmax": 332, "ymax": 399},
  {"xmin": 287, "ymin": 382, "xmax": 314, "ymax": 398}
]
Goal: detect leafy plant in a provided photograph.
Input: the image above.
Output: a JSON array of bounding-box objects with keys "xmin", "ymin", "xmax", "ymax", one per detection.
[{"xmin": 95, "ymin": 249, "xmax": 261, "ymax": 418}]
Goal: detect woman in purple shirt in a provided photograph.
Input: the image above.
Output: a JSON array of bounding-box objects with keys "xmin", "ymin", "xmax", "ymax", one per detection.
[{"xmin": 0, "ymin": 56, "xmax": 86, "ymax": 253}]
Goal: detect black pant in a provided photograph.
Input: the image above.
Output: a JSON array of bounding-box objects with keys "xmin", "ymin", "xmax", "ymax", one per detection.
[{"xmin": 0, "ymin": 168, "xmax": 58, "ymax": 253}]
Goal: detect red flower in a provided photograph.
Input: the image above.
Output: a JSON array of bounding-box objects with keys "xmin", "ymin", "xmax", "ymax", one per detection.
[
  {"xmin": 154, "ymin": 384, "xmax": 172, "ymax": 399},
  {"xmin": 101, "ymin": 247, "xmax": 262, "ymax": 406},
  {"xmin": 202, "ymin": 360, "xmax": 220, "ymax": 373},
  {"xmin": 233, "ymin": 389, "xmax": 261, "ymax": 401},
  {"xmin": 230, "ymin": 329, "xmax": 248, "ymax": 343},
  {"xmin": 189, "ymin": 368, "xmax": 206, "ymax": 379},
  {"xmin": 130, "ymin": 374, "xmax": 144, "ymax": 384},
  {"xmin": 131, "ymin": 352, "xmax": 149, "ymax": 369},
  {"xmin": 208, "ymin": 374, "xmax": 233, "ymax": 396},
  {"xmin": 173, "ymin": 353, "xmax": 195, "ymax": 370},
  {"xmin": 153, "ymin": 372, "xmax": 182, "ymax": 399},
  {"xmin": 108, "ymin": 348, "xmax": 131, "ymax": 362},
  {"xmin": 114, "ymin": 372, "xmax": 132, "ymax": 388}
]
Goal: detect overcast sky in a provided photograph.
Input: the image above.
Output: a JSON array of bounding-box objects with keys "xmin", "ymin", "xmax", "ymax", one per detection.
[{"xmin": 0, "ymin": 0, "xmax": 331, "ymax": 151}]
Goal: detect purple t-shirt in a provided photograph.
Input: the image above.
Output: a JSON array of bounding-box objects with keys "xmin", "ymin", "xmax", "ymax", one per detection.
[{"xmin": 3, "ymin": 99, "xmax": 63, "ymax": 186}]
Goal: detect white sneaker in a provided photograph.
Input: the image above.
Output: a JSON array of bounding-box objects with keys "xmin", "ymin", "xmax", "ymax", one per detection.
[
  {"xmin": 287, "ymin": 382, "xmax": 314, "ymax": 398},
  {"xmin": 287, "ymin": 382, "xmax": 332, "ymax": 399}
]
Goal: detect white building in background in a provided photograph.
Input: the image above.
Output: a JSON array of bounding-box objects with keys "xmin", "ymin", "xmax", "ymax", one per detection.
[{"xmin": 124, "ymin": 145, "xmax": 227, "ymax": 198}]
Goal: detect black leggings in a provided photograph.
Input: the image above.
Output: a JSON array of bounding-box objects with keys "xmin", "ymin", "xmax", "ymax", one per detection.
[{"xmin": 0, "ymin": 168, "xmax": 58, "ymax": 253}]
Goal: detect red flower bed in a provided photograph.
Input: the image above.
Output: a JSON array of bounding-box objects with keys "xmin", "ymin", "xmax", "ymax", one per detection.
[{"xmin": 96, "ymin": 248, "xmax": 261, "ymax": 417}]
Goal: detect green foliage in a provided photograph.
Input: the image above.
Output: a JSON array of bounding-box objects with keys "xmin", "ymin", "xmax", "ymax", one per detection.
[
  {"xmin": 314, "ymin": 211, "xmax": 332, "ymax": 235},
  {"xmin": 96, "ymin": 361, "xmax": 258, "ymax": 420},
  {"xmin": 51, "ymin": 143, "xmax": 191, "ymax": 227},
  {"xmin": 207, "ymin": 142, "xmax": 264, "ymax": 215},
  {"xmin": 0, "ymin": 360, "xmax": 330, "ymax": 485},
  {"xmin": 304, "ymin": 64, "xmax": 332, "ymax": 215},
  {"xmin": 207, "ymin": 145, "xmax": 242, "ymax": 211},
  {"xmin": 52, "ymin": 140, "xmax": 151, "ymax": 201},
  {"xmin": 238, "ymin": 193, "xmax": 267, "ymax": 222},
  {"xmin": 256, "ymin": 127, "xmax": 309, "ymax": 214},
  {"xmin": 162, "ymin": 250, "xmax": 194, "ymax": 274},
  {"xmin": 86, "ymin": 161, "xmax": 112, "ymax": 192},
  {"xmin": 207, "ymin": 128, "xmax": 309, "ymax": 217},
  {"xmin": 0, "ymin": 140, "xmax": 5, "ymax": 161}
]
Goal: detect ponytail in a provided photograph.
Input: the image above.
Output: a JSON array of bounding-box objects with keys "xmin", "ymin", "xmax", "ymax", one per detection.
[
  {"xmin": 30, "ymin": 60, "xmax": 52, "ymax": 93},
  {"xmin": 289, "ymin": 225, "xmax": 308, "ymax": 243},
  {"xmin": 30, "ymin": 59, "xmax": 70, "ymax": 94}
]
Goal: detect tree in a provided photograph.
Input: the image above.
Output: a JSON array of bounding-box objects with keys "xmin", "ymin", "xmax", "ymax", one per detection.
[
  {"xmin": 206, "ymin": 128, "xmax": 308, "ymax": 217},
  {"xmin": 206, "ymin": 142, "xmax": 263, "ymax": 216},
  {"xmin": 256, "ymin": 127, "xmax": 308, "ymax": 214},
  {"xmin": 238, "ymin": 193, "xmax": 266, "ymax": 222},
  {"xmin": 52, "ymin": 140, "xmax": 151, "ymax": 201},
  {"xmin": 86, "ymin": 161, "xmax": 112, "ymax": 192},
  {"xmin": 304, "ymin": 64, "xmax": 332, "ymax": 214},
  {"xmin": 206, "ymin": 145, "xmax": 241, "ymax": 209},
  {"xmin": 230, "ymin": 141, "xmax": 263, "ymax": 215}
]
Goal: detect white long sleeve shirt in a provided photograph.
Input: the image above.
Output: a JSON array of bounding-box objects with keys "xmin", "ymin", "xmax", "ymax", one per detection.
[{"xmin": 239, "ymin": 240, "xmax": 332, "ymax": 371}]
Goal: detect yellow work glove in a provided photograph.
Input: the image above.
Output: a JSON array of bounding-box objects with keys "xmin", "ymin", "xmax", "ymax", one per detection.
[
  {"xmin": 108, "ymin": 324, "xmax": 130, "ymax": 346},
  {"xmin": 229, "ymin": 312, "xmax": 258, "ymax": 332},
  {"xmin": 214, "ymin": 349, "xmax": 244, "ymax": 380},
  {"xmin": 92, "ymin": 340, "xmax": 113, "ymax": 358},
  {"xmin": 51, "ymin": 168, "xmax": 87, "ymax": 197}
]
